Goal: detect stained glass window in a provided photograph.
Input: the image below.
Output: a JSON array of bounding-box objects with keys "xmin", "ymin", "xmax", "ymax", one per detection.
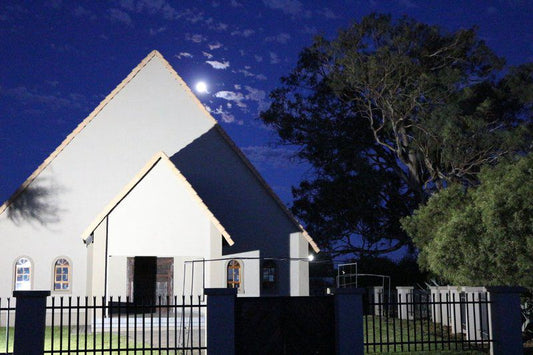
[
  {"xmin": 53, "ymin": 258, "xmax": 70, "ymax": 291},
  {"xmin": 227, "ymin": 260, "xmax": 241, "ymax": 289}
]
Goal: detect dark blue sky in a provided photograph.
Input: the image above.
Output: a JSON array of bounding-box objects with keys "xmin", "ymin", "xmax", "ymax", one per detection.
[{"xmin": 1, "ymin": 0, "xmax": 532, "ymax": 206}]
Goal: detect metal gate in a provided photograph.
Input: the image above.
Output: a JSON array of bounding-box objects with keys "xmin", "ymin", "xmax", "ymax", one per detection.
[{"xmin": 235, "ymin": 296, "xmax": 334, "ymax": 355}]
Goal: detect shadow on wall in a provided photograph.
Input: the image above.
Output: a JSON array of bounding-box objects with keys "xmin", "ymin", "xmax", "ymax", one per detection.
[{"xmin": 6, "ymin": 181, "xmax": 62, "ymax": 226}]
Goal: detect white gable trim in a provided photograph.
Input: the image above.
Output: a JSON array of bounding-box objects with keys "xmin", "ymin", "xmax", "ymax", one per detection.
[
  {"xmin": 0, "ymin": 50, "xmax": 217, "ymax": 216},
  {"xmin": 80, "ymin": 151, "xmax": 234, "ymax": 246}
]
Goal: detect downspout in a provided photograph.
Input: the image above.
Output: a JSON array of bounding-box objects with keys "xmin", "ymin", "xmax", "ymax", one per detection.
[{"xmin": 104, "ymin": 216, "xmax": 109, "ymax": 312}]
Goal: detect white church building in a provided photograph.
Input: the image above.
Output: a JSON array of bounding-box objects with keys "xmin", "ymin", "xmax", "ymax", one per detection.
[{"xmin": 0, "ymin": 51, "xmax": 319, "ymax": 302}]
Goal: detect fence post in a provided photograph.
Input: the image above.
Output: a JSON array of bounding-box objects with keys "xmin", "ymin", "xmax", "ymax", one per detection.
[
  {"xmin": 335, "ymin": 288, "xmax": 365, "ymax": 354},
  {"xmin": 205, "ymin": 288, "xmax": 237, "ymax": 355},
  {"xmin": 486, "ymin": 286, "xmax": 526, "ymax": 355},
  {"xmin": 13, "ymin": 290, "xmax": 50, "ymax": 355}
]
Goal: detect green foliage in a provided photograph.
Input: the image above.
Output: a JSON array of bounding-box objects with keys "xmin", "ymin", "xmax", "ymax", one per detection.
[
  {"xmin": 402, "ymin": 154, "xmax": 533, "ymax": 287},
  {"xmin": 261, "ymin": 13, "xmax": 532, "ymax": 257}
]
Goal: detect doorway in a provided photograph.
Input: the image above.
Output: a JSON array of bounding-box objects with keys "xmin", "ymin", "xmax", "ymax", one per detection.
[{"xmin": 127, "ymin": 257, "xmax": 174, "ymax": 305}]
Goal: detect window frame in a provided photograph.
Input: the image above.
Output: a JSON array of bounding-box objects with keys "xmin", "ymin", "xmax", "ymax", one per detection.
[
  {"xmin": 226, "ymin": 259, "xmax": 242, "ymax": 291},
  {"xmin": 13, "ymin": 256, "xmax": 33, "ymax": 291},
  {"xmin": 261, "ymin": 260, "xmax": 277, "ymax": 291},
  {"xmin": 52, "ymin": 257, "xmax": 72, "ymax": 293}
]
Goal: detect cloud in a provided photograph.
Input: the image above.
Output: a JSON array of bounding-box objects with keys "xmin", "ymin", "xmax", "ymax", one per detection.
[
  {"xmin": 255, "ymin": 74, "xmax": 267, "ymax": 80},
  {"xmin": 0, "ymin": 85, "xmax": 89, "ymax": 111},
  {"xmin": 73, "ymin": 5, "xmax": 95, "ymax": 19},
  {"xmin": 269, "ymin": 51, "xmax": 280, "ymax": 64},
  {"xmin": 245, "ymin": 86, "xmax": 268, "ymax": 112},
  {"xmin": 208, "ymin": 42, "xmax": 223, "ymax": 50},
  {"xmin": 237, "ymin": 69, "xmax": 255, "ymax": 77},
  {"xmin": 149, "ymin": 26, "xmax": 166, "ymax": 35},
  {"xmin": 206, "ymin": 60, "xmax": 230, "ymax": 69},
  {"xmin": 231, "ymin": 29, "xmax": 255, "ymax": 37},
  {"xmin": 202, "ymin": 51, "xmax": 214, "ymax": 59},
  {"xmin": 265, "ymin": 33, "xmax": 291, "ymax": 44},
  {"xmin": 317, "ymin": 7, "xmax": 340, "ymax": 19},
  {"xmin": 119, "ymin": 0, "xmax": 180, "ymax": 20},
  {"xmin": 254, "ymin": 55, "xmax": 263, "ymax": 62},
  {"xmin": 185, "ymin": 33, "xmax": 207, "ymax": 43},
  {"xmin": 176, "ymin": 52, "xmax": 193, "ymax": 59},
  {"xmin": 241, "ymin": 146, "xmax": 298, "ymax": 168},
  {"xmin": 214, "ymin": 91, "xmax": 246, "ymax": 107},
  {"xmin": 108, "ymin": 8, "xmax": 133, "ymax": 26},
  {"xmin": 231, "ymin": 0, "xmax": 243, "ymax": 7},
  {"xmin": 263, "ymin": 0, "xmax": 311, "ymax": 17}
]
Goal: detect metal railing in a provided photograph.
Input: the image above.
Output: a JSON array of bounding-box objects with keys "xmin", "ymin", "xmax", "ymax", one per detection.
[
  {"xmin": 0, "ymin": 297, "xmax": 15, "ymax": 354},
  {"xmin": 42, "ymin": 295, "xmax": 206, "ymax": 354},
  {"xmin": 364, "ymin": 291, "xmax": 492, "ymax": 353}
]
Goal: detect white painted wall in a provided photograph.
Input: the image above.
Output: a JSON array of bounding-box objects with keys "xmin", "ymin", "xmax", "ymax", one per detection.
[
  {"xmin": 290, "ymin": 232, "xmax": 309, "ymax": 296},
  {"xmin": 0, "ymin": 53, "xmax": 215, "ymax": 297}
]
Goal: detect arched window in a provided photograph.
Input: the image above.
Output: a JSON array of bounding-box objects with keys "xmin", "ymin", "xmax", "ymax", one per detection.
[
  {"xmin": 14, "ymin": 257, "xmax": 32, "ymax": 290},
  {"xmin": 227, "ymin": 260, "xmax": 241, "ymax": 289},
  {"xmin": 261, "ymin": 260, "xmax": 277, "ymax": 290},
  {"xmin": 53, "ymin": 258, "xmax": 71, "ymax": 291}
]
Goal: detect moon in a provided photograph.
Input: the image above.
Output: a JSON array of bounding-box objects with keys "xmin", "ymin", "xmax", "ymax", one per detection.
[{"xmin": 195, "ymin": 81, "xmax": 208, "ymax": 94}]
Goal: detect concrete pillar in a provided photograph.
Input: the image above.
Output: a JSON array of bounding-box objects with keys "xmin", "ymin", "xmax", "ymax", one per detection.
[
  {"xmin": 205, "ymin": 288, "xmax": 237, "ymax": 355},
  {"xmin": 396, "ymin": 286, "xmax": 414, "ymax": 320},
  {"xmin": 290, "ymin": 232, "xmax": 309, "ymax": 296},
  {"xmin": 486, "ymin": 286, "xmax": 525, "ymax": 355},
  {"xmin": 335, "ymin": 288, "xmax": 365, "ymax": 355},
  {"xmin": 370, "ymin": 286, "xmax": 383, "ymax": 316},
  {"xmin": 13, "ymin": 290, "xmax": 50, "ymax": 355}
]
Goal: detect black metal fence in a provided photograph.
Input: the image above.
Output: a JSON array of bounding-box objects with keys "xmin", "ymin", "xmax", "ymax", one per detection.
[
  {"xmin": 364, "ymin": 290, "xmax": 492, "ymax": 353},
  {"xmin": 1, "ymin": 297, "xmax": 15, "ymax": 354},
  {"xmin": 2, "ymin": 295, "xmax": 206, "ymax": 354}
]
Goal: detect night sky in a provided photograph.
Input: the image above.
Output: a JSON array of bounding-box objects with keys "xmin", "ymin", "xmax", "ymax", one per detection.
[{"xmin": 1, "ymin": 0, "xmax": 532, "ymax": 207}]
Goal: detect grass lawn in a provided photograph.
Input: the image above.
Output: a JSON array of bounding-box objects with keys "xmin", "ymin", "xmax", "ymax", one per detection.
[
  {"xmin": 1, "ymin": 326, "xmax": 185, "ymax": 354},
  {"xmin": 364, "ymin": 316, "xmax": 489, "ymax": 354}
]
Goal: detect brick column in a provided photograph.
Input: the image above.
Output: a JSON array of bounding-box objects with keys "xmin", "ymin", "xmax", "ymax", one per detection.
[
  {"xmin": 335, "ymin": 288, "xmax": 365, "ymax": 354},
  {"xmin": 205, "ymin": 288, "xmax": 237, "ymax": 355},
  {"xmin": 13, "ymin": 290, "xmax": 50, "ymax": 355},
  {"xmin": 486, "ymin": 286, "xmax": 526, "ymax": 355}
]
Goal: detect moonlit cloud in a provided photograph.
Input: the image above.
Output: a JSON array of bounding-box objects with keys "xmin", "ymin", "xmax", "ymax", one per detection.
[
  {"xmin": 0, "ymin": 86, "xmax": 89, "ymax": 111},
  {"xmin": 241, "ymin": 146, "xmax": 299, "ymax": 168},
  {"xmin": 185, "ymin": 33, "xmax": 207, "ymax": 43},
  {"xmin": 231, "ymin": 29, "xmax": 255, "ymax": 37},
  {"xmin": 245, "ymin": 86, "xmax": 268, "ymax": 112},
  {"xmin": 262, "ymin": 0, "xmax": 311, "ymax": 17},
  {"xmin": 206, "ymin": 60, "xmax": 230, "ymax": 69},
  {"xmin": 176, "ymin": 52, "xmax": 193, "ymax": 59},
  {"xmin": 119, "ymin": 0, "xmax": 180, "ymax": 20},
  {"xmin": 149, "ymin": 26, "xmax": 166, "ymax": 35},
  {"xmin": 265, "ymin": 33, "xmax": 291, "ymax": 44},
  {"xmin": 108, "ymin": 8, "xmax": 133, "ymax": 26},
  {"xmin": 202, "ymin": 51, "xmax": 214, "ymax": 59},
  {"xmin": 214, "ymin": 91, "xmax": 246, "ymax": 107},
  {"xmin": 317, "ymin": 7, "xmax": 340, "ymax": 19},
  {"xmin": 269, "ymin": 52, "xmax": 280, "ymax": 64},
  {"xmin": 208, "ymin": 42, "xmax": 223, "ymax": 50}
]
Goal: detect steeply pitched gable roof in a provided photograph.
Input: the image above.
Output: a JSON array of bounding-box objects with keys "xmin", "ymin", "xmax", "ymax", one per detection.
[
  {"xmin": 1, "ymin": 50, "xmax": 319, "ymax": 253},
  {"xmin": 81, "ymin": 151, "xmax": 234, "ymax": 246}
]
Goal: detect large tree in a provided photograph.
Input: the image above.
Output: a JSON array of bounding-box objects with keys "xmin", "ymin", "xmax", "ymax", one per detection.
[
  {"xmin": 260, "ymin": 14, "xmax": 532, "ymax": 257},
  {"xmin": 402, "ymin": 154, "xmax": 533, "ymax": 287}
]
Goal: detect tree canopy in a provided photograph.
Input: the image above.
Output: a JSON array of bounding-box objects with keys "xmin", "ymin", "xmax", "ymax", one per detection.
[
  {"xmin": 402, "ymin": 154, "xmax": 533, "ymax": 287},
  {"xmin": 260, "ymin": 13, "xmax": 532, "ymax": 257}
]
